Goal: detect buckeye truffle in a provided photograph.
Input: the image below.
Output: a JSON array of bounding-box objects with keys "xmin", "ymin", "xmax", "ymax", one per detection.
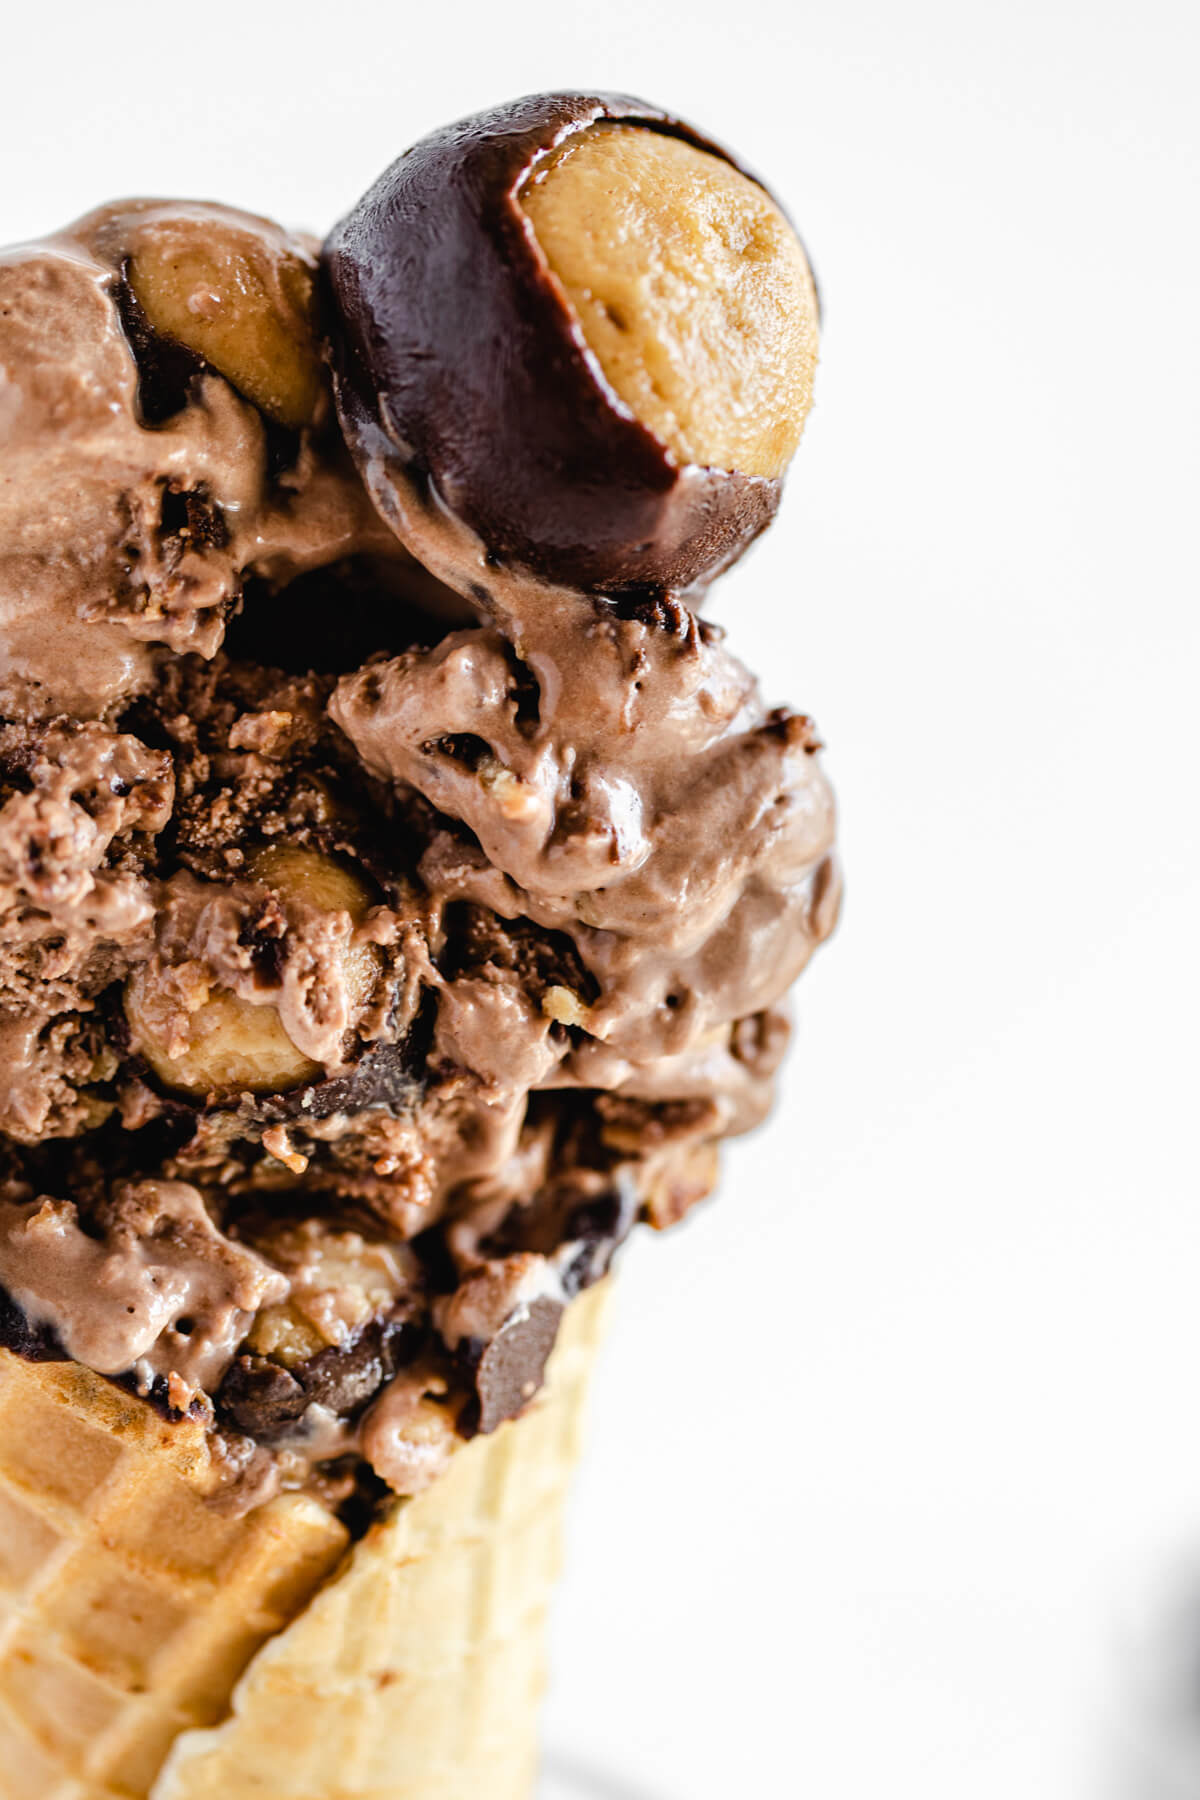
[
  {"xmin": 323, "ymin": 92, "xmax": 819, "ymax": 595},
  {"xmin": 94, "ymin": 199, "xmax": 325, "ymax": 430}
]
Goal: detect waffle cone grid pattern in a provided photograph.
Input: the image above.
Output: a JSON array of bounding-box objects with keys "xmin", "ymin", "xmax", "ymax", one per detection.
[{"xmin": 0, "ymin": 1282, "xmax": 610, "ymax": 1800}]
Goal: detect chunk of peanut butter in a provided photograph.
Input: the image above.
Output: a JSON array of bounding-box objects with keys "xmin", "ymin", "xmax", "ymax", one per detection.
[
  {"xmin": 125, "ymin": 974, "xmax": 324, "ymax": 1098},
  {"xmin": 126, "ymin": 207, "xmax": 322, "ymax": 428},
  {"xmin": 125, "ymin": 849, "xmax": 379, "ymax": 1100}
]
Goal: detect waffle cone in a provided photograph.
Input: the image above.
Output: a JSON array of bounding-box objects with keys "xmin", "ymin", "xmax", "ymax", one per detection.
[{"xmin": 0, "ymin": 1282, "xmax": 611, "ymax": 1800}]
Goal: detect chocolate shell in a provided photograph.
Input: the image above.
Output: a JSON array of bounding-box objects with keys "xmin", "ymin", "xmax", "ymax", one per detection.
[{"xmin": 323, "ymin": 92, "xmax": 807, "ymax": 595}]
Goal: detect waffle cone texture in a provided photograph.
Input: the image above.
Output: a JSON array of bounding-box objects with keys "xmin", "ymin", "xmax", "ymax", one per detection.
[{"xmin": 0, "ymin": 1281, "xmax": 611, "ymax": 1800}]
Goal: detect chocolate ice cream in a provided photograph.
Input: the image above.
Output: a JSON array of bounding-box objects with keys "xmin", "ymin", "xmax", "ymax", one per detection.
[{"xmin": 0, "ymin": 94, "xmax": 838, "ymax": 1524}]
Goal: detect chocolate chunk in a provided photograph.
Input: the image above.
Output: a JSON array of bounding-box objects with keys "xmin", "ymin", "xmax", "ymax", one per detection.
[
  {"xmin": 217, "ymin": 1355, "xmax": 308, "ymax": 1438},
  {"xmin": 269, "ymin": 1037, "xmax": 426, "ymax": 1125},
  {"xmin": 216, "ymin": 1315, "xmax": 414, "ymax": 1444},
  {"xmin": 323, "ymin": 93, "xmax": 790, "ymax": 595},
  {"xmin": 300, "ymin": 1316, "xmax": 411, "ymax": 1418},
  {"xmin": 301, "ymin": 1339, "xmax": 385, "ymax": 1417},
  {"xmin": 470, "ymin": 1296, "xmax": 564, "ymax": 1435}
]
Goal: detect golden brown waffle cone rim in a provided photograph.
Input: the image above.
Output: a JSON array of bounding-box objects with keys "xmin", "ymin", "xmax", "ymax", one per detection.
[{"xmin": 0, "ymin": 1281, "xmax": 612, "ymax": 1800}]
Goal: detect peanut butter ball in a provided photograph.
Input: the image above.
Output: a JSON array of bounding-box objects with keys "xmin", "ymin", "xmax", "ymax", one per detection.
[
  {"xmin": 323, "ymin": 92, "xmax": 819, "ymax": 595},
  {"xmin": 84, "ymin": 200, "xmax": 324, "ymax": 429}
]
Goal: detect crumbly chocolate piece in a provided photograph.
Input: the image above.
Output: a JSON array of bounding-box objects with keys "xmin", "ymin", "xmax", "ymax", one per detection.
[{"xmin": 217, "ymin": 1354, "xmax": 309, "ymax": 1437}]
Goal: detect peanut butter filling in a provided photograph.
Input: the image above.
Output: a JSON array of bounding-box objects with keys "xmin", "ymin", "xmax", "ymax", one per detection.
[{"xmin": 520, "ymin": 122, "xmax": 818, "ymax": 477}]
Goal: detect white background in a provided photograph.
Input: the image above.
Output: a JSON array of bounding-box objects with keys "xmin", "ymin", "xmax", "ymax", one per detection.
[{"xmin": 3, "ymin": 2, "xmax": 1199, "ymax": 1795}]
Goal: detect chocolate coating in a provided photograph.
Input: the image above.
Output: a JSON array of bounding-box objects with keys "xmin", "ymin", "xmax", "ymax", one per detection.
[{"xmin": 324, "ymin": 93, "xmax": 801, "ymax": 595}]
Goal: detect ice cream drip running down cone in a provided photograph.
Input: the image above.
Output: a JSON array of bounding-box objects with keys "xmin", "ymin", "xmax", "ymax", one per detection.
[{"xmin": 0, "ymin": 92, "xmax": 838, "ymax": 1797}]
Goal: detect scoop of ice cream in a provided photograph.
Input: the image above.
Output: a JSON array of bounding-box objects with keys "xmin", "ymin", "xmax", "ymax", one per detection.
[
  {"xmin": 324, "ymin": 92, "xmax": 819, "ymax": 597},
  {"xmin": 330, "ymin": 523, "xmax": 839, "ymax": 1071},
  {"xmin": 0, "ymin": 115, "xmax": 839, "ymax": 1516},
  {"xmin": 0, "ymin": 200, "xmax": 392, "ymax": 720}
]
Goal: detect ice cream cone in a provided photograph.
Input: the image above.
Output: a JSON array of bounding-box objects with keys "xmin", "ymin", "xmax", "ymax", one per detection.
[
  {"xmin": 0, "ymin": 80, "xmax": 836, "ymax": 1800},
  {"xmin": 0, "ymin": 1281, "xmax": 611, "ymax": 1800}
]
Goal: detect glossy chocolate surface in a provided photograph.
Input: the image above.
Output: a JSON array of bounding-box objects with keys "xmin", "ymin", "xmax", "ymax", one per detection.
[{"xmin": 323, "ymin": 92, "xmax": 787, "ymax": 594}]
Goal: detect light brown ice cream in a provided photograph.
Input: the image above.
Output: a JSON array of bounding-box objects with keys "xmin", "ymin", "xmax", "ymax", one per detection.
[{"xmin": 0, "ymin": 165, "xmax": 838, "ymax": 1521}]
